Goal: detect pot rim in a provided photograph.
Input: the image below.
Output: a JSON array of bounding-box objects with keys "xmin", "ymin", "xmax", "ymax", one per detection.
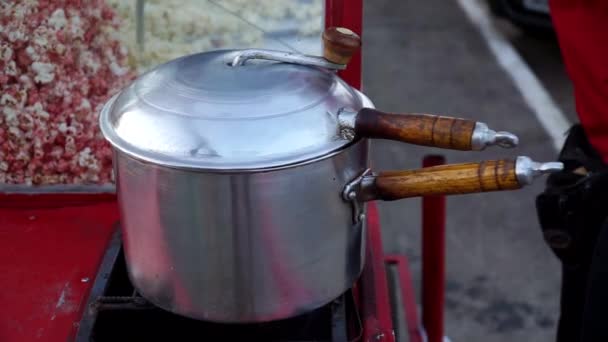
[
  {"xmin": 101, "ymin": 89, "xmax": 375, "ymax": 174},
  {"xmin": 113, "ymin": 135, "xmax": 369, "ymax": 174}
]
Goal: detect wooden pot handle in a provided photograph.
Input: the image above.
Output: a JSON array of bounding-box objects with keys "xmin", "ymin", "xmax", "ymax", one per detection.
[
  {"xmin": 353, "ymin": 108, "xmax": 517, "ymax": 151},
  {"xmin": 322, "ymin": 28, "xmax": 517, "ymax": 151},
  {"xmin": 356, "ymin": 109, "xmax": 475, "ymax": 150},
  {"xmin": 361, "ymin": 159, "xmax": 522, "ymax": 201},
  {"xmin": 363, "ymin": 157, "xmax": 563, "ymax": 201}
]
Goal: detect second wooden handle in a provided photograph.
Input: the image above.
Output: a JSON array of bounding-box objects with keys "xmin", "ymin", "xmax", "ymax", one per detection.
[
  {"xmin": 355, "ymin": 109, "xmax": 477, "ymax": 150},
  {"xmin": 366, "ymin": 159, "xmax": 521, "ymax": 201}
]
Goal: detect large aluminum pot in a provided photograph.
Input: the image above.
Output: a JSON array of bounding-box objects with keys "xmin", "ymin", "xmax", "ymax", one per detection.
[
  {"xmin": 112, "ymin": 128, "xmax": 370, "ymax": 323},
  {"xmin": 100, "ymin": 28, "xmax": 561, "ymax": 323}
]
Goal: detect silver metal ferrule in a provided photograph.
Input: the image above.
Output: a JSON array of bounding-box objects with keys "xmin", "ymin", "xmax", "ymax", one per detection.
[
  {"xmin": 337, "ymin": 108, "xmax": 358, "ymax": 140},
  {"xmin": 470, "ymin": 122, "xmax": 519, "ymax": 150},
  {"xmin": 231, "ymin": 49, "xmax": 346, "ymax": 70},
  {"xmin": 515, "ymin": 156, "xmax": 564, "ymax": 185}
]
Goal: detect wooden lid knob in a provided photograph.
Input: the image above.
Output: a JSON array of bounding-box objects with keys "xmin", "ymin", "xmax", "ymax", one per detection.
[{"xmin": 322, "ymin": 27, "xmax": 361, "ymax": 65}]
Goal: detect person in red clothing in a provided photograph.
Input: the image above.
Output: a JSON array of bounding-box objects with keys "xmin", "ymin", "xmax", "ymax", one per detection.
[
  {"xmin": 551, "ymin": 1, "xmax": 608, "ymax": 162},
  {"xmin": 536, "ymin": 1, "xmax": 608, "ymax": 341}
]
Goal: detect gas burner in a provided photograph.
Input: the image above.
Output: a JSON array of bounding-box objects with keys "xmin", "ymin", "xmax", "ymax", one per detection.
[{"xmin": 75, "ymin": 226, "xmax": 361, "ymax": 342}]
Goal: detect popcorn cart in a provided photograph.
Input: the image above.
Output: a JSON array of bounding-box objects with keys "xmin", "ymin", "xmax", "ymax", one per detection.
[{"xmin": 0, "ymin": 1, "xmax": 561, "ymax": 341}]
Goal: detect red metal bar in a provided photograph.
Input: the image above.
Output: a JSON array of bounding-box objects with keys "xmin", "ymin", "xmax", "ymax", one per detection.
[
  {"xmin": 421, "ymin": 155, "xmax": 447, "ymax": 342},
  {"xmin": 327, "ymin": 4, "xmax": 392, "ymax": 338},
  {"xmin": 0, "ymin": 192, "xmax": 117, "ymax": 208},
  {"xmin": 324, "ymin": 0, "xmax": 362, "ymax": 89},
  {"xmin": 324, "ymin": 0, "xmax": 339, "ymax": 27},
  {"xmin": 360, "ymin": 202, "xmax": 396, "ymax": 342},
  {"xmin": 385, "ymin": 255, "xmax": 424, "ymax": 342}
]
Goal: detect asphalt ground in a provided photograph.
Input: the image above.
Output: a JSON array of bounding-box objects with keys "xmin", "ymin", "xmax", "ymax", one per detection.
[{"xmin": 362, "ymin": 1, "xmax": 573, "ymax": 340}]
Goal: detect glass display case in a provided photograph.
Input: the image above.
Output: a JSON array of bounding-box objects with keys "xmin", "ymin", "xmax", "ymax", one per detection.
[
  {"xmin": 111, "ymin": 0, "xmax": 325, "ymax": 73},
  {"xmin": 0, "ymin": 0, "xmax": 325, "ymax": 190}
]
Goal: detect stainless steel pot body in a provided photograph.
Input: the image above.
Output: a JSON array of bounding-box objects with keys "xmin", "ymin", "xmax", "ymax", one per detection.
[{"xmin": 114, "ymin": 138, "xmax": 370, "ymax": 323}]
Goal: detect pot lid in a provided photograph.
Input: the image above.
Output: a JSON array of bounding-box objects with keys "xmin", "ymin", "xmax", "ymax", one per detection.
[{"xmin": 100, "ymin": 49, "xmax": 371, "ymax": 171}]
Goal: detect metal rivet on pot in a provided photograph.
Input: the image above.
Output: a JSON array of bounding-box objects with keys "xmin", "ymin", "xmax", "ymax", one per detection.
[{"xmin": 348, "ymin": 191, "xmax": 357, "ymax": 200}]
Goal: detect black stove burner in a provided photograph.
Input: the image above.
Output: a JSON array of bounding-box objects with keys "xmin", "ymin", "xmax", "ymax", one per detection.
[{"xmin": 75, "ymin": 227, "xmax": 360, "ymax": 342}]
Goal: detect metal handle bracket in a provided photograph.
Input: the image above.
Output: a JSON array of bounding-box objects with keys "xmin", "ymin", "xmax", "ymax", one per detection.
[{"xmin": 343, "ymin": 169, "xmax": 373, "ymax": 224}]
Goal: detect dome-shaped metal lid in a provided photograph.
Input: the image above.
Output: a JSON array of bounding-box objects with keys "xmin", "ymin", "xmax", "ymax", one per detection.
[{"xmin": 99, "ymin": 49, "xmax": 370, "ymax": 170}]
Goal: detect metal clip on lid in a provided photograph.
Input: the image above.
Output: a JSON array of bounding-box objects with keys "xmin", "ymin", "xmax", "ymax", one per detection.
[{"xmin": 342, "ymin": 169, "xmax": 372, "ymax": 224}]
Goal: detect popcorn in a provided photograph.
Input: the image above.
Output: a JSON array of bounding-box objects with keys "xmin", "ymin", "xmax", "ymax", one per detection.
[
  {"xmin": 48, "ymin": 9, "xmax": 68, "ymax": 31},
  {"xmin": 0, "ymin": 0, "xmax": 134, "ymax": 186},
  {"xmin": 31, "ymin": 62, "xmax": 55, "ymax": 83}
]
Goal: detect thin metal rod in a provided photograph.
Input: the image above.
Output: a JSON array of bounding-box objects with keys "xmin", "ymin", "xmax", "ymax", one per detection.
[
  {"xmin": 206, "ymin": 0, "xmax": 300, "ymax": 53},
  {"xmin": 136, "ymin": 0, "xmax": 145, "ymax": 52}
]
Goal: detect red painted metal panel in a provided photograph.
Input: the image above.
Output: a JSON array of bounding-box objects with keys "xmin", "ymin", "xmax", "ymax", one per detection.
[
  {"xmin": 421, "ymin": 155, "xmax": 447, "ymax": 342},
  {"xmin": 359, "ymin": 203, "xmax": 396, "ymax": 342},
  {"xmin": 0, "ymin": 198, "xmax": 119, "ymax": 342}
]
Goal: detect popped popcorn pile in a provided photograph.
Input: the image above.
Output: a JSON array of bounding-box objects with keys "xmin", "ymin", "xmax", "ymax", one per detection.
[{"xmin": 0, "ymin": 0, "xmax": 135, "ymax": 185}]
